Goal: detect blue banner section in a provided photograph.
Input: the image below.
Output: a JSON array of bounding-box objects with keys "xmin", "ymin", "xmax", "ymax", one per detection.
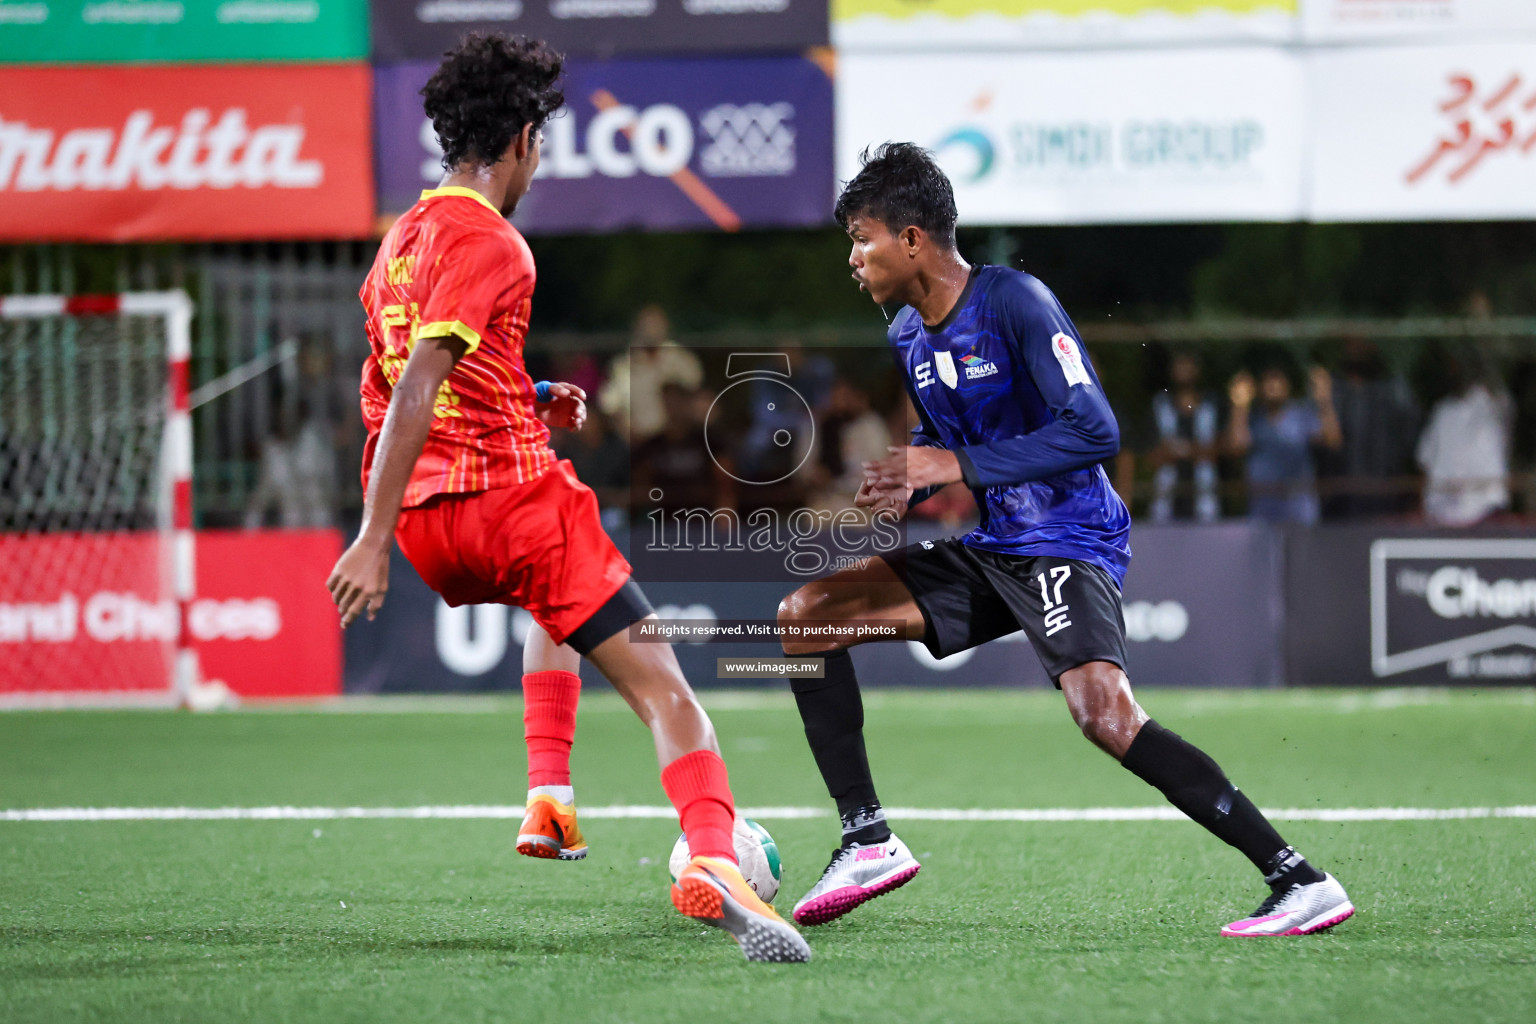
[
  {"xmin": 342, "ymin": 523, "xmax": 1286, "ymax": 693},
  {"xmin": 374, "ymin": 55, "xmax": 835, "ymax": 234}
]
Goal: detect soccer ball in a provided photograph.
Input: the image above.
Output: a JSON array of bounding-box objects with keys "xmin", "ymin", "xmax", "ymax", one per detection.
[{"xmin": 668, "ymin": 815, "xmax": 782, "ymax": 904}]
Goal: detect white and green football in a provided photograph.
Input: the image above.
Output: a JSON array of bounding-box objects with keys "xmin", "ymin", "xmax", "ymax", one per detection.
[{"xmin": 668, "ymin": 815, "xmax": 782, "ymax": 904}]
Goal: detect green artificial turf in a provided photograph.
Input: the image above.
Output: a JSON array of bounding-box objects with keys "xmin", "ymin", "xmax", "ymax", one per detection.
[{"xmin": 2, "ymin": 689, "xmax": 1534, "ymax": 1023}]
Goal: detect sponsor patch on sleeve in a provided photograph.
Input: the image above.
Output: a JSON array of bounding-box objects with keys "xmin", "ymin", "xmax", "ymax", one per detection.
[{"xmin": 1051, "ymin": 332, "xmax": 1091, "ymax": 388}]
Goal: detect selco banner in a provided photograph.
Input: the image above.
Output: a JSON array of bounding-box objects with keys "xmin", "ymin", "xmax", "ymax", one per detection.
[
  {"xmin": 1308, "ymin": 44, "xmax": 1536, "ymax": 222},
  {"xmin": 1286, "ymin": 527, "xmax": 1536, "ymax": 686},
  {"xmin": 375, "ymin": 56, "xmax": 834, "ymax": 233},
  {"xmin": 836, "ymin": 49, "xmax": 1305, "ymax": 225},
  {"xmin": 0, "ymin": 0, "xmax": 367, "ymax": 62},
  {"xmin": 0, "ymin": 530, "xmax": 342, "ymax": 699},
  {"xmin": 0, "ymin": 65, "xmax": 374, "ymax": 242},
  {"xmin": 831, "ymin": 0, "xmax": 1297, "ymax": 50},
  {"xmin": 1302, "ymin": 0, "xmax": 1536, "ymax": 43},
  {"xmin": 370, "ymin": 0, "xmax": 828, "ymax": 60},
  {"xmin": 344, "ymin": 523, "xmax": 1284, "ymax": 693}
]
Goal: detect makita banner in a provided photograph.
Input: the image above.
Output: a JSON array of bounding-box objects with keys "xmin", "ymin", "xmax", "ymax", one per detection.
[
  {"xmin": 0, "ymin": 66, "xmax": 374, "ymax": 242},
  {"xmin": 1287, "ymin": 527, "xmax": 1536, "ymax": 686},
  {"xmin": 0, "ymin": 0, "xmax": 367, "ymax": 63},
  {"xmin": 375, "ymin": 56, "xmax": 833, "ymax": 233},
  {"xmin": 837, "ymin": 48, "xmax": 1305, "ymax": 225},
  {"xmin": 1308, "ymin": 44, "xmax": 1536, "ymax": 221},
  {"xmin": 370, "ymin": 0, "xmax": 827, "ymax": 60},
  {"xmin": 0, "ymin": 530, "xmax": 342, "ymax": 699},
  {"xmin": 344, "ymin": 523, "xmax": 1284, "ymax": 693}
]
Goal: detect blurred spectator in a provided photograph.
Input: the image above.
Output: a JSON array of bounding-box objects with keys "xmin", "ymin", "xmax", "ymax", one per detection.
[
  {"xmin": 1225, "ymin": 364, "xmax": 1342, "ymax": 525},
  {"xmin": 550, "ymin": 406, "xmax": 629, "ymax": 513},
  {"xmin": 1318, "ymin": 337, "xmax": 1420, "ymax": 519},
  {"xmin": 813, "ymin": 377, "xmax": 893, "ymax": 506},
  {"xmin": 1147, "ymin": 352, "xmax": 1220, "ymax": 523},
  {"xmin": 1416, "ymin": 355, "xmax": 1512, "ymax": 526},
  {"xmin": 598, "ymin": 305, "xmax": 702, "ymax": 443},
  {"xmin": 731, "ymin": 349, "xmax": 833, "ymax": 509},
  {"xmin": 244, "ymin": 396, "xmax": 336, "ymax": 529},
  {"xmin": 632, "ymin": 383, "xmax": 732, "ymax": 513}
]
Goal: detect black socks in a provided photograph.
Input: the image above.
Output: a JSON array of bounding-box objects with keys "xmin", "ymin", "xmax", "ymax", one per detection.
[
  {"xmin": 1122, "ymin": 719, "xmax": 1318, "ymax": 882},
  {"xmin": 787, "ymin": 649, "xmax": 888, "ymax": 845}
]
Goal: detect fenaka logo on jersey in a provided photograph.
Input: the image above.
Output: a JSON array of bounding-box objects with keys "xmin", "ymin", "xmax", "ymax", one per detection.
[
  {"xmin": 0, "ymin": 108, "xmax": 323, "ymax": 192},
  {"xmin": 960, "ymin": 352, "xmax": 998, "ymax": 380},
  {"xmin": 1372, "ymin": 539, "xmax": 1536, "ymax": 680}
]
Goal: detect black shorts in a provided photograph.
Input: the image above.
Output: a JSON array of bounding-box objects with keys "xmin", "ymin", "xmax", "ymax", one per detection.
[{"xmin": 881, "ymin": 538, "xmax": 1128, "ymax": 687}]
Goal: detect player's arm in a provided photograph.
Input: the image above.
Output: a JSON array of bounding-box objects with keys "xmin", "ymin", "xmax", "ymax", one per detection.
[
  {"xmin": 944, "ymin": 280, "xmax": 1120, "ymax": 489},
  {"xmin": 328, "ymin": 334, "xmax": 469, "ymax": 627},
  {"xmin": 858, "ymin": 369, "xmax": 952, "ymax": 514}
]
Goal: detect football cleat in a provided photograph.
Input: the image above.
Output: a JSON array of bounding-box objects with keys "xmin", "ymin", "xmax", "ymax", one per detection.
[
  {"xmin": 672, "ymin": 855, "xmax": 811, "ymax": 963},
  {"xmin": 792, "ymin": 832, "xmax": 921, "ymax": 926},
  {"xmin": 516, "ymin": 793, "xmax": 589, "ymax": 861},
  {"xmin": 1222, "ymin": 873, "xmax": 1355, "ymax": 937}
]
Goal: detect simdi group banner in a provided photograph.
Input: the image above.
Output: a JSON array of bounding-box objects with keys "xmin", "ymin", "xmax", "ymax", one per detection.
[
  {"xmin": 831, "ymin": 0, "xmax": 1297, "ymax": 50},
  {"xmin": 1308, "ymin": 44, "xmax": 1536, "ymax": 222},
  {"xmin": 1302, "ymin": 0, "xmax": 1536, "ymax": 43},
  {"xmin": 0, "ymin": 65, "xmax": 374, "ymax": 242},
  {"xmin": 836, "ymin": 48, "xmax": 1305, "ymax": 225},
  {"xmin": 375, "ymin": 56, "xmax": 833, "ymax": 233},
  {"xmin": 0, "ymin": 0, "xmax": 367, "ymax": 62},
  {"xmin": 370, "ymin": 0, "xmax": 828, "ymax": 60}
]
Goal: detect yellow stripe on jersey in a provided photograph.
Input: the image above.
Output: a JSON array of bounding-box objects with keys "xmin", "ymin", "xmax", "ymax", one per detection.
[
  {"xmin": 414, "ymin": 320, "xmax": 482, "ymax": 355},
  {"xmin": 419, "ymin": 187, "xmax": 501, "ymax": 216}
]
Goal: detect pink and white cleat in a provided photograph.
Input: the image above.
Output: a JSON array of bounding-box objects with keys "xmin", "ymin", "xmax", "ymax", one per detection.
[
  {"xmin": 792, "ymin": 833, "xmax": 921, "ymax": 926},
  {"xmin": 1222, "ymin": 873, "xmax": 1355, "ymax": 937}
]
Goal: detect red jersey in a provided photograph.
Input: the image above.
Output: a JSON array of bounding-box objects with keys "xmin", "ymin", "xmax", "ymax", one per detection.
[{"xmin": 359, "ymin": 186, "xmax": 556, "ymax": 507}]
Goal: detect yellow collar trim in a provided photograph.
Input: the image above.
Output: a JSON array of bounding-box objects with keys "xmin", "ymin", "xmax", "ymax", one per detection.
[{"xmin": 419, "ymin": 186, "xmax": 501, "ymax": 215}]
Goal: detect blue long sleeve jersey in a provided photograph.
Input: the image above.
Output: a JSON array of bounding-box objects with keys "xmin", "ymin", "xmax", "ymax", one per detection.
[{"xmin": 892, "ymin": 265, "xmax": 1132, "ymax": 586}]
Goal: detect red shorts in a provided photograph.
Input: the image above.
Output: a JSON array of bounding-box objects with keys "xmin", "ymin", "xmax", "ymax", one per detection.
[{"xmin": 395, "ymin": 460, "xmax": 631, "ymax": 647}]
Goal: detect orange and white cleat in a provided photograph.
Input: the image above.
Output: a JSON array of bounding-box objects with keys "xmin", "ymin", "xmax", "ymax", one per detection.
[
  {"xmin": 671, "ymin": 855, "xmax": 811, "ymax": 963},
  {"xmin": 516, "ymin": 792, "xmax": 589, "ymax": 861}
]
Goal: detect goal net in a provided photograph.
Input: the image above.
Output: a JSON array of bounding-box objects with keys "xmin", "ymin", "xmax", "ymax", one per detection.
[{"xmin": 0, "ymin": 292, "xmax": 196, "ymax": 705}]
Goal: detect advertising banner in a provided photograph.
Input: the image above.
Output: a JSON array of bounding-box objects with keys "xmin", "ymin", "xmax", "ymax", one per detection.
[
  {"xmin": 1307, "ymin": 44, "xmax": 1536, "ymax": 222},
  {"xmin": 0, "ymin": 65, "xmax": 374, "ymax": 242},
  {"xmin": 836, "ymin": 49, "xmax": 1305, "ymax": 225},
  {"xmin": 1286, "ymin": 527, "xmax": 1536, "ymax": 686},
  {"xmin": 0, "ymin": 0, "xmax": 367, "ymax": 63},
  {"xmin": 370, "ymin": 0, "xmax": 828, "ymax": 60},
  {"xmin": 344, "ymin": 523, "xmax": 1283, "ymax": 693},
  {"xmin": 832, "ymin": 0, "xmax": 1297, "ymax": 50},
  {"xmin": 375, "ymin": 56, "xmax": 833, "ymax": 233},
  {"xmin": 1302, "ymin": 0, "xmax": 1536, "ymax": 43},
  {"xmin": 0, "ymin": 530, "xmax": 343, "ymax": 699}
]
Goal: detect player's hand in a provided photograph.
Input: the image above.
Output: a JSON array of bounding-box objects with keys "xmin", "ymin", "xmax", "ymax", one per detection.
[
  {"xmin": 326, "ymin": 536, "xmax": 390, "ymax": 629},
  {"xmin": 1308, "ymin": 365, "xmax": 1333, "ymax": 404},
  {"xmin": 1228, "ymin": 371, "xmax": 1255, "ymax": 409},
  {"xmin": 855, "ymin": 475, "xmax": 911, "ymax": 519},
  {"xmin": 536, "ymin": 382, "xmax": 587, "ymax": 431},
  {"xmin": 867, "ymin": 445, "xmax": 962, "ymax": 493}
]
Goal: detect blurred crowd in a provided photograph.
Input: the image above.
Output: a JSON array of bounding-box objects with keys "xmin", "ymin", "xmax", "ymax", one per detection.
[{"xmin": 237, "ymin": 303, "xmax": 1535, "ymax": 532}]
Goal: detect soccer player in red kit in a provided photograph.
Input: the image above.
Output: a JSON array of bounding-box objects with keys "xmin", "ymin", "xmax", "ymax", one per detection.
[{"xmin": 325, "ymin": 32, "xmax": 809, "ymax": 963}]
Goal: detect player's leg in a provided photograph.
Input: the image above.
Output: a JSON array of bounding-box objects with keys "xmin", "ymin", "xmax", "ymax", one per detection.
[
  {"xmin": 776, "ymin": 542, "xmax": 1018, "ymax": 925},
  {"xmin": 1001, "ymin": 554, "xmax": 1354, "ymax": 937},
  {"xmin": 516, "ymin": 625, "xmax": 587, "ymax": 861},
  {"xmin": 574, "ymin": 592, "xmax": 811, "ymax": 962}
]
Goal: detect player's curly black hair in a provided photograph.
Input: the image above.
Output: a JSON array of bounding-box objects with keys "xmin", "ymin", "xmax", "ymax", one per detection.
[
  {"xmin": 834, "ymin": 142, "xmax": 958, "ymax": 248},
  {"xmin": 421, "ymin": 32, "xmax": 565, "ymax": 171}
]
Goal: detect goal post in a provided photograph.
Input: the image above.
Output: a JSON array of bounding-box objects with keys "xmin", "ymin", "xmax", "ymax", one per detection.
[{"xmin": 0, "ymin": 291, "xmax": 205, "ymax": 705}]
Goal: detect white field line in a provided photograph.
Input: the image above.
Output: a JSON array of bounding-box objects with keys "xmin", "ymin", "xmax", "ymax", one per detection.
[{"xmin": 3, "ymin": 805, "xmax": 1534, "ymax": 824}]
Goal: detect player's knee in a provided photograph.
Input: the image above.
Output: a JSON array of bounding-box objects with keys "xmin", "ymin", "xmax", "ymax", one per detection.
[
  {"xmin": 778, "ymin": 586, "xmax": 827, "ymax": 655},
  {"xmin": 1063, "ymin": 663, "xmax": 1134, "ymax": 747}
]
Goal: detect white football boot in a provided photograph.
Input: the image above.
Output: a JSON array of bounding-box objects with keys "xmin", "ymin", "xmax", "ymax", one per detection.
[
  {"xmin": 1222, "ymin": 873, "xmax": 1355, "ymax": 937},
  {"xmin": 792, "ymin": 833, "xmax": 921, "ymax": 926}
]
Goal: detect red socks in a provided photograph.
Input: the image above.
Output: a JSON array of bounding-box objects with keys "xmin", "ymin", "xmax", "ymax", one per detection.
[
  {"xmin": 523, "ymin": 670, "xmax": 580, "ymax": 788},
  {"xmin": 660, "ymin": 749, "xmax": 737, "ymax": 864}
]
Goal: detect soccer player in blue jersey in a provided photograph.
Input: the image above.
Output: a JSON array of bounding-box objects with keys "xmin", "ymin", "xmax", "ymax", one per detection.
[{"xmin": 776, "ymin": 143, "xmax": 1354, "ymax": 938}]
